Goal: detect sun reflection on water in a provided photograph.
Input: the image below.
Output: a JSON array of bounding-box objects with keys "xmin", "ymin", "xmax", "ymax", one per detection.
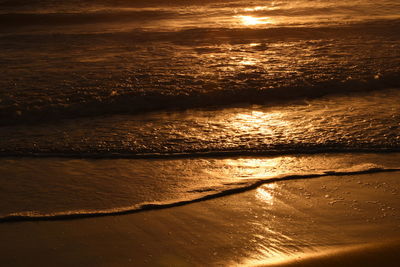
[
  {"xmin": 239, "ymin": 59, "xmax": 257, "ymax": 66},
  {"xmin": 219, "ymin": 157, "xmax": 289, "ymax": 180},
  {"xmin": 244, "ymin": 6, "xmax": 268, "ymax": 12},
  {"xmin": 229, "ymin": 111, "xmax": 289, "ymax": 133},
  {"xmin": 235, "ymin": 15, "xmax": 272, "ymax": 26}
]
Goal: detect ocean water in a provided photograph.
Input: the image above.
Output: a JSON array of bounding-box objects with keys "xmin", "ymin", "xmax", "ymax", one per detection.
[{"xmin": 0, "ymin": 0, "xmax": 399, "ymax": 221}]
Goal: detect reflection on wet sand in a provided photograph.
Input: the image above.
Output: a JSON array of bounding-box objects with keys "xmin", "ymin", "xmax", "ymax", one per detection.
[
  {"xmin": 256, "ymin": 184, "xmax": 277, "ymax": 205},
  {"xmin": 235, "ymin": 170, "xmax": 400, "ymax": 266}
]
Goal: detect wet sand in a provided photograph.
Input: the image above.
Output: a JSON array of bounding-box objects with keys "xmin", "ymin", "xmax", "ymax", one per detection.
[
  {"xmin": 268, "ymin": 241, "xmax": 400, "ymax": 266},
  {"xmin": 0, "ymin": 171, "xmax": 399, "ymax": 266}
]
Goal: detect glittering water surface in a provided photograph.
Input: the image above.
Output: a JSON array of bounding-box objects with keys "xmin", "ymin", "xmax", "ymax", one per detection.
[
  {"xmin": 0, "ymin": 0, "xmax": 400, "ymax": 220},
  {"xmin": 0, "ymin": 89, "xmax": 399, "ymax": 156},
  {"xmin": 0, "ymin": 0, "xmax": 399, "ymax": 125}
]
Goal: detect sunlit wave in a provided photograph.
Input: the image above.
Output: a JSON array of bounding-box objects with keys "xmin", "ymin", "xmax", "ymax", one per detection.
[{"xmin": 229, "ymin": 111, "xmax": 289, "ymax": 134}]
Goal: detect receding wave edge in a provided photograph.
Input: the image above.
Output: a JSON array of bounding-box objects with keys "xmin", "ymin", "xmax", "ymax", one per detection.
[{"xmin": 1, "ymin": 166, "xmax": 399, "ymax": 223}]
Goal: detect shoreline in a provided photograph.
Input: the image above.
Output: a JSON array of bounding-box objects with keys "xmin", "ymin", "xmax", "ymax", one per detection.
[
  {"xmin": 1, "ymin": 171, "xmax": 399, "ymax": 266},
  {"xmin": 1, "ymin": 166, "xmax": 399, "ymax": 223}
]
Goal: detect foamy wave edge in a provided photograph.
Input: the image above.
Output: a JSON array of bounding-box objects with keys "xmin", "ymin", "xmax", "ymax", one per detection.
[
  {"xmin": 2, "ymin": 83, "xmax": 400, "ymax": 127},
  {"xmin": 1, "ymin": 166, "xmax": 399, "ymax": 223}
]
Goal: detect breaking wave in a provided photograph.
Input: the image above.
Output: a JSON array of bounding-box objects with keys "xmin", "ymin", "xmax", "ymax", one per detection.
[{"xmin": 1, "ymin": 72, "xmax": 399, "ymax": 126}]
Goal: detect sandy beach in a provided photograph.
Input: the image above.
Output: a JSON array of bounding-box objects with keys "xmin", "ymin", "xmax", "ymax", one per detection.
[{"xmin": 1, "ymin": 170, "xmax": 399, "ymax": 266}]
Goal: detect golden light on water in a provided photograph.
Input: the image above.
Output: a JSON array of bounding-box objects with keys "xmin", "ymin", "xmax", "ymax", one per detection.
[
  {"xmin": 239, "ymin": 59, "xmax": 257, "ymax": 65},
  {"xmin": 219, "ymin": 159, "xmax": 277, "ymax": 180},
  {"xmin": 235, "ymin": 15, "xmax": 272, "ymax": 26},
  {"xmin": 229, "ymin": 111, "xmax": 288, "ymax": 134},
  {"xmin": 218, "ymin": 157, "xmax": 292, "ymax": 180},
  {"xmin": 243, "ymin": 6, "xmax": 268, "ymax": 12}
]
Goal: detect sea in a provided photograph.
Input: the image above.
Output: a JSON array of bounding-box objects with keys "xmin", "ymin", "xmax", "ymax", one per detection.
[{"xmin": 0, "ymin": 0, "xmax": 399, "ymax": 221}]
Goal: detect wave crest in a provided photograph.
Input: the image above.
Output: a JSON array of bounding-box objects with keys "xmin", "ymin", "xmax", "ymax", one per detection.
[{"xmin": 1, "ymin": 73, "xmax": 399, "ymax": 126}]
